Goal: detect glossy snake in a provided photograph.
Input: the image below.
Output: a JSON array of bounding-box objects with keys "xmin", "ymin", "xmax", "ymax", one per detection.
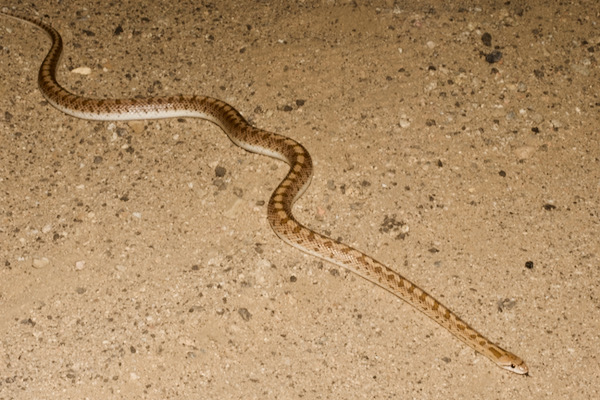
[{"xmin": 1, "ymin": 9, "xmax": 528, "ymax": 374}]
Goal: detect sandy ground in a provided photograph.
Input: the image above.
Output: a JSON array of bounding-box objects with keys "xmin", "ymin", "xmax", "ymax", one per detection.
[{"xmin": 1, "ymin": 0, "xmax": 599, "ymax": 398}]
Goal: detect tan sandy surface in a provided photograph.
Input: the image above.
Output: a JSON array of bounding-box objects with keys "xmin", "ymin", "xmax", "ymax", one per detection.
[{"xmin": 1, "ymin": 0, "xmax": 599, "ymax": 399}]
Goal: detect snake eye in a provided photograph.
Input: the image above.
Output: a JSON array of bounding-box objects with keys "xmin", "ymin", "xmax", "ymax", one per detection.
[{"xmin": 510, "ymin": 364, "xmax": 516, "ymax": 368}]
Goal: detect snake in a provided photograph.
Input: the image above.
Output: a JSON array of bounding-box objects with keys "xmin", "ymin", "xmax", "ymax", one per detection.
[{"xmin": 2, "ymin": 9, "xmax": 528, "ymax": 375}]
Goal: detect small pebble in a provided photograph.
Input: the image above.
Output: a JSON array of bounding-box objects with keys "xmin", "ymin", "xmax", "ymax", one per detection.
[
  {"xmin": 238, "ymin": 308, "xmax": 252, "ymax": 321},
  {"xmin": 550, "ymin": 120, "xmax": 562, "ymax": 129},
  {"xmin": 481, "ymin": 32, "xmax": 492, "ymax": 46},
  {"xmin": 485, "ymin": 50, "xmax": 503, "ymax": 63},
  {"xmin": 71, "ymin": 66, "xmax": 92, "ymax": 75},
  {"xmin": 525, "ymin": 261, "xmax": 534, "ymax": 269},
  {"xmin": 215, "ymin": 166, "xmax": 227, "ymax": 177},
  {"xmin": 32, "ymin": 257, "xmax": 50, "ymax": 269},
  {"xmin": 75, "ymin": 260, "xmax": 86, "ymax": 270},
  {"xmin": 497, "ymin": 298, "xmax": 517, "ymax": 312},
  {"xmin": 398, "ymin": 117, "xmax": 411, "ymax": 128}
]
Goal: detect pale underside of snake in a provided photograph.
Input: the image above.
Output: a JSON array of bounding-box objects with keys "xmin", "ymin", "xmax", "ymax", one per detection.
[{"xmin": 2, "ymin": 9, "xmax": 528, "ymax": 374}]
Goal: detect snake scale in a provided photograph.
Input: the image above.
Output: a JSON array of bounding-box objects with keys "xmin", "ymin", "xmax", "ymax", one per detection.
[{"xmin": 1, "ymin": 9, "xmax": 528, "ymax": 374}]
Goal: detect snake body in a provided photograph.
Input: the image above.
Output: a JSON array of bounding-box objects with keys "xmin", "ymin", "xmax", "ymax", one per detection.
[{"xmin": 2, "ymin": 10, "xmax": 528, "ymax": 374}]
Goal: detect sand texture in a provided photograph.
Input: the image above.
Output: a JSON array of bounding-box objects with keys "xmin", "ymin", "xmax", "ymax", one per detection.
[{"xmin": 1, "ymin": 1, "xmax": 599, "ymax": 398}]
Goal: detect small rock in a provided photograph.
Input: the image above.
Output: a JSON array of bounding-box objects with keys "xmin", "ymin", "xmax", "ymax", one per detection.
[
  {"xmin": 75, "ymin": 261, "xmax": 86, "ymax": 270},
  {"xmin": 481, "ymin": 32, "xmax": 492, "ymax": 47},
  {"xmin": 497, "ymin": 298, "xmax": 517, "ymax": 312},
  {"xmin": 215, "ymin": 166, "xmax": 227, "ymax": 177},
  {"xmin": 32, "ymin": 257, "xmax": 50, "ymax": 269},
  {"xmin": 398, "ymin": 116, "xmax": 411, "ymax": 128},
  {"xmin": 71, "ymin": 66, "xmax": 92, "ymax": 75},
  {"xmin": 485, "ymin": 50, "xmax": 503, "ymax": 63},
  {"xmin": 238, "ymin": 308, "xmax": 252, "ymax": 321}
]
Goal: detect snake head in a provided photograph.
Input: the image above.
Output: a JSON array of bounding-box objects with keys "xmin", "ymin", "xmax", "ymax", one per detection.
[{"xmin": 498, "ymin": 354, "xmax": 529, "ymax": 375}]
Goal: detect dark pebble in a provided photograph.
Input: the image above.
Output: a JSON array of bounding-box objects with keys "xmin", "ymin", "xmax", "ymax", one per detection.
[
  {"xmin": 525, "ymin": 261, "xmax": 534, "ymax": 269},
  {"xmin": 481, "ymin": 32, "xmax": 492, "ymax": 46},
  {"xmin": 215, "ymin": 166, "xmax": 226, "ymax": 177},
  {"xmin": 485, "ymin": 50, "xmax": 503, "ymax": 63}
]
